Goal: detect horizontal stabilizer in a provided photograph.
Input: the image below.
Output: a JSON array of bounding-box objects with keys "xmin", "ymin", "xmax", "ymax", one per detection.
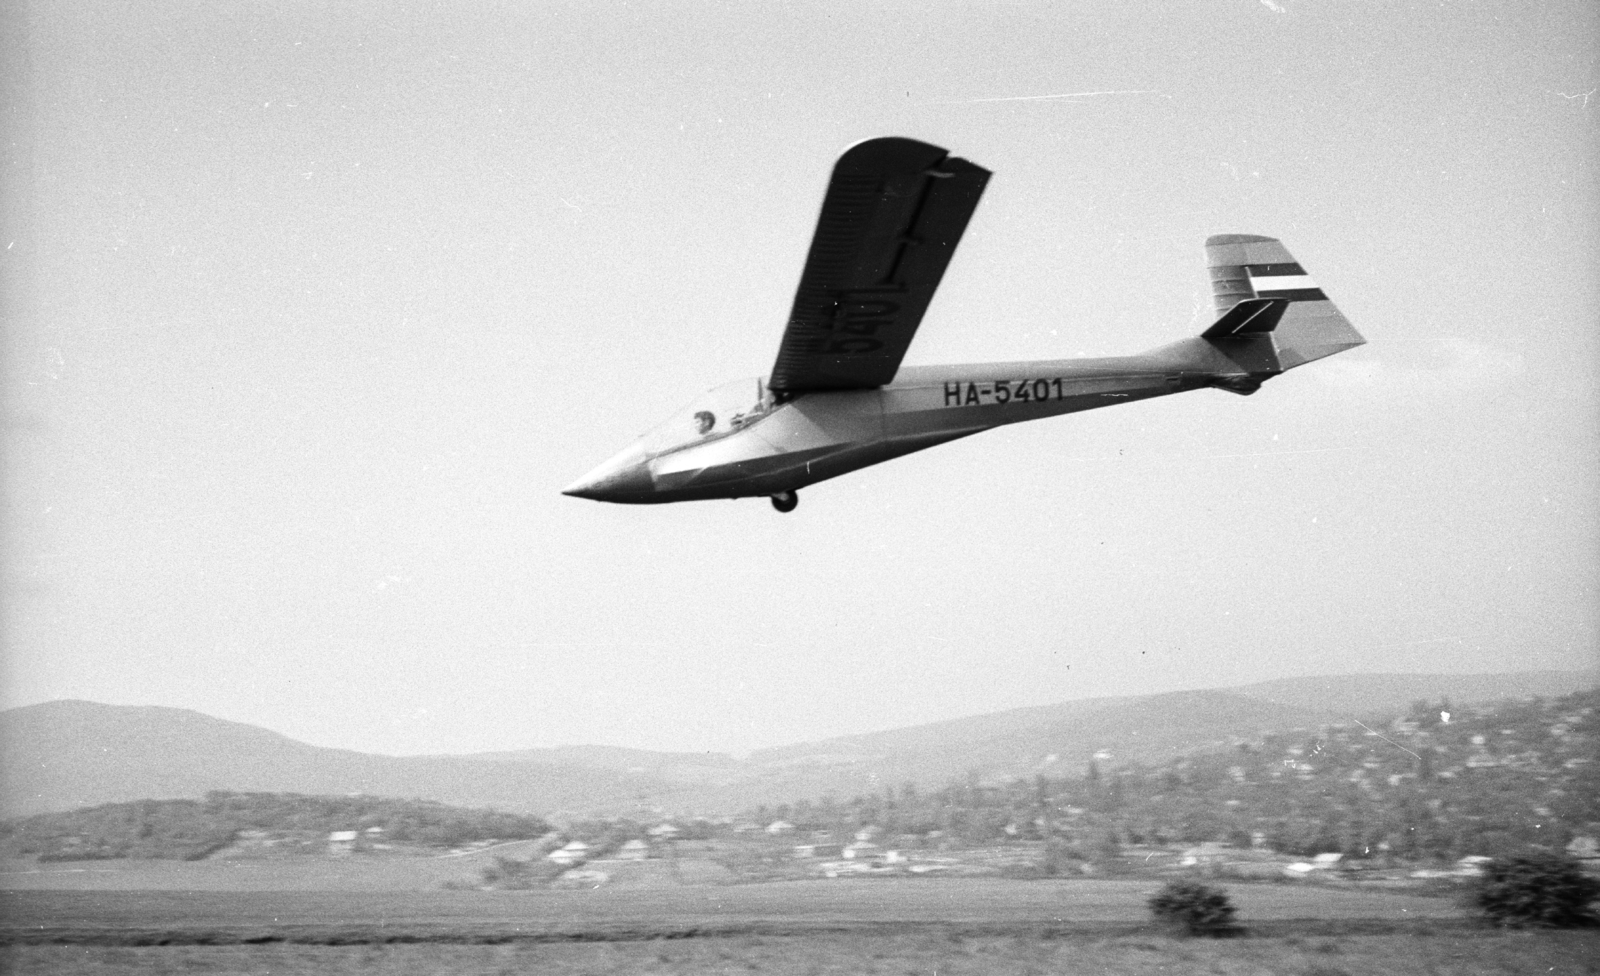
[{"xmin": 1201, "ymin": 297, "xmax": 1287, "ymax": 338}]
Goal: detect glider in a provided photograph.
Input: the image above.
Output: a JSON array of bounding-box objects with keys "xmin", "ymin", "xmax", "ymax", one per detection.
[{"xmin": 564, "ymin": 137, "xmax": 1364, "ymax": 512}]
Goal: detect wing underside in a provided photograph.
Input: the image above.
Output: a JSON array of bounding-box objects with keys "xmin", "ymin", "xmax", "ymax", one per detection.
[{"xmin": 767, "ymin": 137, "xmax": 990, "ymax": 395}]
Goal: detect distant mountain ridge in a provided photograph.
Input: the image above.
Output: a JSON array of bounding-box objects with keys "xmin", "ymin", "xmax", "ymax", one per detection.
[
  {"xmin": 1228, "ymin": 671, "xmax": 1597, "ymax": 716},
  {"xmin": 2, "ymin": 670, "xmax": 1592, "ymax": 819},
  {"xmin": 0, "ymin": 699, "xmax": 703, "ymax": 820}
]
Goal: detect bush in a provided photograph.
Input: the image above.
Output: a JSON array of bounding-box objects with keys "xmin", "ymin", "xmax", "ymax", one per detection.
[
  {"xmin": 1148, "ymin": 880, "xmax": 1240, "ymax": 936},
  {"xmin": 1472, "ymin": 852, "xmax": 1600, "ymax": 928}
]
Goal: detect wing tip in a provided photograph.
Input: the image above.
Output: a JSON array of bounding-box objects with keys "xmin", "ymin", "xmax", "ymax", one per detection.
[
  {"xmin": 835, "ymin": 136, "xmax": 951, "ymax": 176},
  {"xmin": 1206, "ymin": 233, "xmax": 1279, "ymax": 246}
]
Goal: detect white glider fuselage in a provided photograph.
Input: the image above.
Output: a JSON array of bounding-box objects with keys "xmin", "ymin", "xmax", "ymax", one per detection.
[
  {"xmin": 563, "ymin": 337, "xmax": 1246, "ymax": 505},
  {"xmin": 561, "ymin": 137, "xmax": 1364, "ymax": 512}
]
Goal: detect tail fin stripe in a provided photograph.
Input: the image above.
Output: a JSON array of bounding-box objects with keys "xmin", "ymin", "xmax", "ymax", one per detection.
[
  {"xmin": 1248, "ymin": 272, "xmax": 1315, "ymax": 290},
  {"xmin": 1254, "ymin": 287, "xmax": 1327, "ymax": 302}
]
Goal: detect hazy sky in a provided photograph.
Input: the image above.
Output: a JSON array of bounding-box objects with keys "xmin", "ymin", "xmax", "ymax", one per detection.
[{"xmin": 3, "ymin": 0, "xmax": 1596, "ymax": 758}]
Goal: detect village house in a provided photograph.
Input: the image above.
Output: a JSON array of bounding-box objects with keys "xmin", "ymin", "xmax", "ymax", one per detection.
[
  {"xmin": 326, "ymin": 830, "xmax": 359, "ymax": 856},
  {"xmin": 1178, "ymin": 842, "xmax": 1230, "ymax": 867},
  {"xmin": 792, "ymin": 842, "xmax": 844, "ymax": 860},
  {"xmin": 1284, "ymin": 852, "xmax": 1343, "ymax": 876},
  {"xmin": 547, "ymin": 840, "xmax": 590, "ymax": 866},
  {"xmin": 617, "ymin": 839, "xmax": 651, "ymax": 860},
  {"xmin": 235, "ymin": 829, "xmax": 278, "ymax": 849}
]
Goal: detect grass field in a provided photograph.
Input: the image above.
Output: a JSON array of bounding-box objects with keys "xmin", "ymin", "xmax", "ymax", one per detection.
[
  {"xmin": 0, "ymin": 877, "xmax": 1466, "ymax": 940},
  {"xmin": 3, "ymin": 864, "xmax": 1595, "ymax": 974},
  {"xmin": 3, "ymin": 930, "xmax": 1598, "ymax": 975}
]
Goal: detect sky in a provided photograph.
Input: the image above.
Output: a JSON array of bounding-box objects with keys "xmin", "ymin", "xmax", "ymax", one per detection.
[{"xmin": 3, "ymin": 0, "xmax": 1596, "ymax": 758}]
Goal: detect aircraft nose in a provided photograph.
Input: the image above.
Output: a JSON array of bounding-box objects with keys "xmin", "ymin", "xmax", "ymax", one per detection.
[{"xmin": 562, "ymin": 444, "xmax": 654, "ymax": 502}]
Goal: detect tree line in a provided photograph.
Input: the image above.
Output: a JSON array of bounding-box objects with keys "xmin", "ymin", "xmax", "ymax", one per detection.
[{"xmin": 0, "ymin": 791, "xmax": 552, "ymax": 861}]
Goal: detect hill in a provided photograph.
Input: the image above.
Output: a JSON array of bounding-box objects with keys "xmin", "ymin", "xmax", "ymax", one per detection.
[
  {"xmin": 1228, "ymin": 670, "xmax": 1595, "ymax": 716},
  {"xmin": 0, "ymin": 700, "xmax": 698, "ymax": 819},
  {"xmin": 2, "ymin": 671, "xmax": 1592, "ymax": 818},
  {"xmin": 702, "ymin": 670, "xmax": 1593, "ymax": 807},
  {"xmin": 729, "ymin": 687, "xmax": 1600, "ymax": 865},
  {"xmin": 716, "ymin": 689, "xmax": 1339, "ymax": 808}
]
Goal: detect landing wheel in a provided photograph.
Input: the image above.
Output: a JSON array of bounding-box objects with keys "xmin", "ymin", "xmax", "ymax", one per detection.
[{"xmin": 770, "ymin": 491, "xmax": 799, "ymax": 513}]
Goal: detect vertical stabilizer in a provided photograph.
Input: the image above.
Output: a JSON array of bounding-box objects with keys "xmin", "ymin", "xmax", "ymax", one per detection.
[{"xmin": 1204, "ymin": 234, "xmax": 1364, "ymax": 372}]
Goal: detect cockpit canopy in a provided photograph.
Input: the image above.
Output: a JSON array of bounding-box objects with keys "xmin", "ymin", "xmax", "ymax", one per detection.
[{"xmin": 639, "ymin": 377, "xmax": 773, "ymax": 456}]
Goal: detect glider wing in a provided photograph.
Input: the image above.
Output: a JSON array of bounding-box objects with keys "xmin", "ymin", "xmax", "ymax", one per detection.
[{"xmin": 767, "ymin": 137, "xmax": 990, "ymax": 395}]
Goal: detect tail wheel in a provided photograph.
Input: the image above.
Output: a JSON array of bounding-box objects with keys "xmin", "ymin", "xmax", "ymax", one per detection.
[{"xmin": 770, "ymin": 491, "xmax": 799, "ymax": 513}]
